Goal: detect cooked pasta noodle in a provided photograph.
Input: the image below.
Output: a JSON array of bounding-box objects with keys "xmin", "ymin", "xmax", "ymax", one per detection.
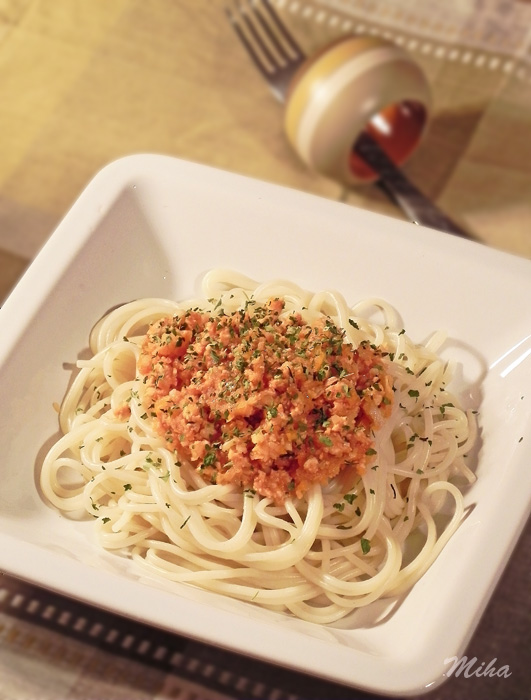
[{"xmin": 40, "ymin": 269, "xmax": 477, "ymax": 624}]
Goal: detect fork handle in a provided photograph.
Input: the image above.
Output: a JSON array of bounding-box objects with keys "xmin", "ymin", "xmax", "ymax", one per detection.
[{"xmin": 354, "ymin": 133, "xmax": 473, "ymax": 239}]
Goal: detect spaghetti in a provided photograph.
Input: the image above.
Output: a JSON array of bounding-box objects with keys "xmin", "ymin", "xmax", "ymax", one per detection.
[{"xmin": 40, "ymin": 270, "xmax": 477, "ymax": 624}]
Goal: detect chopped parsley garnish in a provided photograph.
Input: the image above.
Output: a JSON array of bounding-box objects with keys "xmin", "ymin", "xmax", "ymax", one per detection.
[
  {"xmin": 265, "ymin": 405, "xmax": 278, "ymax": 419},
  {"xmin": 360, "ymin": 538, "xmax": 371, "ymax": 554}
]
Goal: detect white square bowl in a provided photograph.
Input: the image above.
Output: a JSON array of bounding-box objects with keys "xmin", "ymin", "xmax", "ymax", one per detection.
[{"xmin": 1, "ymin": 155, "xmax": 530, "ymax": 696}]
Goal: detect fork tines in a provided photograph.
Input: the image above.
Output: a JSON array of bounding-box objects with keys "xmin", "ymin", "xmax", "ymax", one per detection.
[{"xmin": 226, "ymin": 0, "xmax": 305, "ymax": 78}]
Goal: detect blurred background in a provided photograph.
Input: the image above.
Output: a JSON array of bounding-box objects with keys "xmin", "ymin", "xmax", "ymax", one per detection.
[
  {"xmin": 0, "ymin": 1, "xmax": 530, "ymax": 699},
  {"xmin": 1, "ymin": 0, "xmax": 531, "ymax": 305}
]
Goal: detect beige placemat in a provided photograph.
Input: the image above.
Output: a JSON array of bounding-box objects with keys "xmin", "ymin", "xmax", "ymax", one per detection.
[
  {"xmin": 0, "ymin": 0, "xmax": 342, "ymax": 267},
  {"xmin": 0, "ymin": 0, "xmax": 530, "ymax": 275}
]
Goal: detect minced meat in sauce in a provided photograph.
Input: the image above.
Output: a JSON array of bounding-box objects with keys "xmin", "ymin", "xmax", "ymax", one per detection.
[{"xmin": 138, "ymin": 299, "xmax": 393, "ymax": 503}]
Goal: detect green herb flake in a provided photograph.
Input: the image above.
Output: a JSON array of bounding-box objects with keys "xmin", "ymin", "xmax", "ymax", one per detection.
[
  {"xmin": 202, "ymin": 451, "xmax": 217, "ymax": 468},
  {"xmin": 361, "ymin": 538, "xmax": 371, "ymax": 554},
  {"xmin": 266, "ymin": 405, "xmax": 278, "ymax": 419}
]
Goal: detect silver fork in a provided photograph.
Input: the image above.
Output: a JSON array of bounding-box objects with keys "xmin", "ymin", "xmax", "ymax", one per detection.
[{"xmin": 226, "ymin": 0, "xmax": 474, "ymax": 240}]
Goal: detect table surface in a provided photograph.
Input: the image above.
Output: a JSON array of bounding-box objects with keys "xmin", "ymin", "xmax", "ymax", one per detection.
[{"xmin": 0, "ymin": 1, "xmax": 530, "ymax": 699}]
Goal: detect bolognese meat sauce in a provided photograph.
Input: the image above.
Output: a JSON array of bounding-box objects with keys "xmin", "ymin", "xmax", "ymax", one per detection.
[{"xmin": 138, "ymin": 299, "xmax": 393, "ymax": 503}]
